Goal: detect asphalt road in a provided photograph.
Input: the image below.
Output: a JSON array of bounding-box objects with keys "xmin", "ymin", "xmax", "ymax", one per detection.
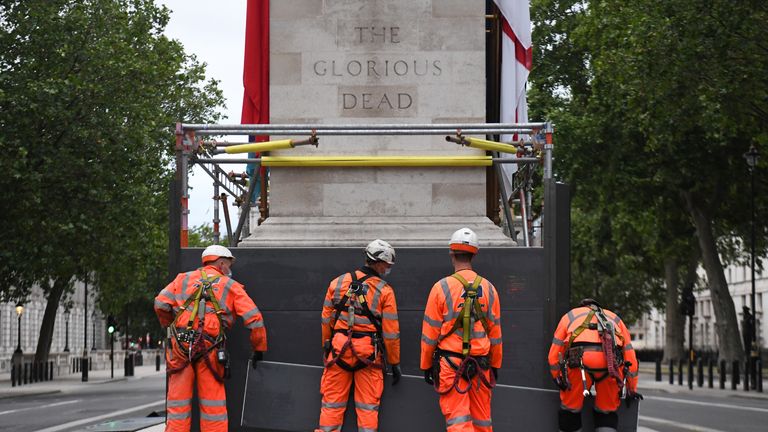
[
  {"xmin": 637, "ymin": 388, "xmax": 768, "ymax": 432},
  {"xmin": 0, "ymin": 376, "xmax": 165, "ymax": 432}
]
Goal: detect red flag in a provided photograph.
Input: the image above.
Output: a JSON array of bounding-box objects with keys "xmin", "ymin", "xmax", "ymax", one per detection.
[
  {"xmin": 242, "ymin": 0, "xmax": 269, "ymax": 195},
  {"xmin": 242, "ymin": 0, "xmax": 269, "ymax": 126}
]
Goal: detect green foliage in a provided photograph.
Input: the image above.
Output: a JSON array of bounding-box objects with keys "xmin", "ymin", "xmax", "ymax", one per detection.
[
  {"xmin": 0, "ymin": 1, "xmax": 223, "ymax": 339},
  {"xmin": 188, "ymin": 223, "xmax": 228, "ymax": 248},
  {"xmin": 529, "ymin": 0, "xmax": 767, "ymax": 325}
]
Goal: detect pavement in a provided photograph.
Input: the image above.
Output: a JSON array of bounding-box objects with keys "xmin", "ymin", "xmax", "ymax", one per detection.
[
  {"xmin": 636, "ymin": 368, "xmax": 768, "ymax": 401},
  {"xmin": 0, "ymin": 363, "xmax": 165, "ymax": 400}
]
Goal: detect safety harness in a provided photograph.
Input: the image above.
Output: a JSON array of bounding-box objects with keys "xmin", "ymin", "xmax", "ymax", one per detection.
[
  {"xmin": 168, "ymin": 270, "xmax": 227, "ymax": 382},
  {"xmin": 433, "ymin": 273, "xmax": 495, "ymax": 394},
  {"xmin": 563, "ymin": 304, "xmax": 627, "ymax": 396},
  {"xmin": 324, "ymin": 271, "xmax": 387, "ymax": 372}
]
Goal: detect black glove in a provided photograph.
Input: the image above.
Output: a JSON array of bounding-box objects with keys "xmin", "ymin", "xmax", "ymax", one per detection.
[
  {"xmin": 625, "ymin": 390, "xmax": 643, "ymax": 406},
  {"xmin": 554, "ymin": 376, "xmax": 570, "ymax": 390},
  {"xmin": 252, "ymin": 351, "xmax": 263, "ymax": 369},
  {"xmin": 423, "ymin": 369, "xmax": 434, "ymax": 386},
  {"xmin": 491, "ymin": 368, "xmax": 499, "ymax": 381},
  {"xmin": 391, "ymin": 364, "xmax": 402, "ymax": 385}
]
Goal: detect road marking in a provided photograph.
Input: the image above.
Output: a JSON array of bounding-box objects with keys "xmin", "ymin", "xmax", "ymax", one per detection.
[
  {"xmin": 0, "ymin": 399, "xmax": 80, "ymax": 416},
  {"xmin": 645, "ymin": 395, "xmax": 768, "ymax": 413},
  {"xmin": 639, "ymin": 415, "xmax": 727, "ymax": 432},
  {"xmin": 33, "ymin": 399, "xmax": 165, "ymax": 432}
]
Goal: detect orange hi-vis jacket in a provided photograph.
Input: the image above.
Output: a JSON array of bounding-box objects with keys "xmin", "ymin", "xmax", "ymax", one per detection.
[
  {"xmin": 420, "ymin": 269, "xmax": 503, "ymax": 370},
  {"xmin": 155, "ymin": 265, "xmax": 267, "ymax": 353},
  {"xmin": 547, "ymin": 305, "xmax": 638, "ymax": 391},
  {"xmin": 321, "ymin": 267, "xmax": 400, "ymax": 366}
]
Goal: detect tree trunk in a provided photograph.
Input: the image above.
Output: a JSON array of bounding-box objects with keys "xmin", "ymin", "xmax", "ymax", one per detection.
[
  {"xmin": 663, "ymin": 258, "xmax": 685, "ymax": 362},
  {"xmin": 684, "ymin": 192, "xmax": 744, "ymax": 363},
  {"xmin": 34, "ymin": 276, "xmax": 69, "ymax": 364}
]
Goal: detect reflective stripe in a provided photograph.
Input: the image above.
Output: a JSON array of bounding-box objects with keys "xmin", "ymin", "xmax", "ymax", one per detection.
[
  {"xmin": 552, "ymin": 337, "xmax": 565, "ymax": 346},
  {"xmin": 200, "ymin": 398, "xmax": 227, "ymax": 407},
  {"xmin": 383, "ymin": 332, "xmax": 399, "ymax": 339},
  {"xmin": 319, "ymin": 425, "xmax": 341, "ymax": 432},
  {"xmin": 340, "ymin": 311, "xmax": 371, "ymax": 325},
  {"xmin": 246, "ymin": 320, "xmax": 265, "ymax": 329},
  {"xmin": 446, "ymin": 414, "xmax": 472, "ymax": 426},
  {"xmin": 596, "ymin": 427, "xmax": 618, "ymax": 432},
  {"xmin": 332, "ymin": 276, "xmax": 344, "ymax": 303},
  {"xmin": 168, "ymin": 411, "xmax": 191, "ymax": 420},
  {"xmin": 487, "ymin": 282, "xmax": 495, "ymax": 313},
  {"xmin": 179, "ymin": 273, "xmax": 191, "ymax": 303},
  {"xmin": 218, "ymin": 279, "xmax": 235, "ymax": 315},
  {"xmin": 490, "ymin": 337, "xmax": 503, "ymax": 345},
  {"xmin": 355, "ymin": 401, "xmax": 379, "ymax": 411},
  {"xmin": 611, "ymin": 315, "xmax": 621, "ymax": 326},
  {"xmin": 200, "ymin": 412, "xmax": 228, "ymax": 421},
  {"xmin": 567, "ymin": 312, "xmax": 588, "ymax": 328},
  {"xmin": 242, "ymin": 306, "xmax": 261, "ymax": 321},
  {"xmin": 549, "ymin": 363, "xmax": 560, "ymax": 371},
  {"xmin": 382, "ymin": 312, "xmax": 398, "ymax": 320},
  {"xmin": 421, "ymin": 334, "xmax": 438, "ymax": 346},
  {"xmin": 321, "ymin": 316, "xmax": 332, "ymax": 324},
  {"xmin": 323, "ymin": 299, "xmax": 334, "ymax": 308},
  {"xmin": 359, "ymin": 428, "xmax": 377, "ymax": 432},
  {"xmin": 167, "ymin": 398, "xmax": 191, "ymax": 407},
  {"xmin": 440, "ymin": 279, "xmax": 455, "ymax": 321},
  {"xmin": 472, "ymin": 418, "xmax": 493, "ymax": 427},
  {"xmin": 322, "ymin": 401, "xmax": 347, "ymax": 409},
  {"xmin": 624, "ymin": 343, "xmax": 634, "ymax": 351},
  {"xmin": 370, "ymin": 280, "xmax": 386, "ymax": 312},
  {"xmin": 423, "ymin": 314, "xmax": 442, "ymax": 328},
  {"xmin": 628, "ymin": 370, "xmax": 638, "ymax": 377},
  {"xmin": 453, "ymin": 328, "xmax": 486, "ymax": 339},
  {"xmin": 154, "ymin": 300, "xmax": 172, "ymax": 311},
  {"xmin": 560, "ymin": 403, "xmax": 581, "ymax": 413}
]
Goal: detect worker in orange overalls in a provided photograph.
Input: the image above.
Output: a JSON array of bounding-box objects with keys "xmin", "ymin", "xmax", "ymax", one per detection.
[
  {"xmin": 315, "ymin": 239, "xmax": 401, "ymax": 432},
  {"xmin": 420, "ymin": 228, "xmax": 503, "ymax": 432},
  {"xmin": 547, "ymin": 298, "xmax": 641, "ymax": 432},
  {"xmin": 154, "ymin": 245, "xmax": 267, "ymax": 432}
]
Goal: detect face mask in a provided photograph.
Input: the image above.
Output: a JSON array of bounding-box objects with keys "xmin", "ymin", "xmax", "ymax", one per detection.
[
  {"xmin": 225, "ymin": 269, "xmax": 233, "ymax": 277},
  {"xmin": 381, "ymin": 268, "xmax": 391, "ymax": 277}
]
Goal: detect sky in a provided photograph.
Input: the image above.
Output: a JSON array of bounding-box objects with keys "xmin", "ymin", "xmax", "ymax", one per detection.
[{"xmin": 159, "ymin": 0, "xmax": 248, "ymax": 229}]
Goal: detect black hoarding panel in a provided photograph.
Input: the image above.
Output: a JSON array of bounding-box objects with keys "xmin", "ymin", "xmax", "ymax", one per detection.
[{"xmin": 241, "ymin": 361, "xmax": 639, "ymax": 431}]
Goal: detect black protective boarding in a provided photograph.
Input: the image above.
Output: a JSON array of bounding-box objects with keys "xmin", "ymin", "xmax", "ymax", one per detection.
[{"xmin": 241, "ymin": 361, "xmax": 639, "ymax": 431}]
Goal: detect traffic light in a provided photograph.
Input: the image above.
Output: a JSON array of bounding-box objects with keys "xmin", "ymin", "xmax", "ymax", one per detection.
[
  {"xmin": 680, "ymin": 289, "xmax": 696, "ymax": 317},
  {"xmin": 107, "ymin": 315, "xmax": 117, "ymax": 334}
]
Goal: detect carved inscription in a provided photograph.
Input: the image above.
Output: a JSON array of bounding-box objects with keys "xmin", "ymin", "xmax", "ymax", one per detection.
[{"xmin": 338, "ymin": 86, "xmax": 417, "ymax": 118}]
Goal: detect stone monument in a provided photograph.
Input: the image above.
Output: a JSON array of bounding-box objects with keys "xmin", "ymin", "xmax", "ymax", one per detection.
[{"xmin": 243, "ymin": 0, "xmax": 514, "ymax": 247}]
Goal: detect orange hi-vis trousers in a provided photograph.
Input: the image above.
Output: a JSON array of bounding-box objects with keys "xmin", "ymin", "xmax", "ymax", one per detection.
[
  {"xmin": 436, "ymin": 357, "xmax": 494, "ymax": 432},
  {"xmin": 315, "ymin": 333, "xmax": 383, "ymax": 432},
  {"xmin": 166, "ymin": 351, "xmax": 227, "ymax": 432}
]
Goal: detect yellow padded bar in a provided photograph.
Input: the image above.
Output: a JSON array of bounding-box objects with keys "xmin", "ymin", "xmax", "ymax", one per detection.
[
  {"xmin": 464, "ymin": 137, "xmax": 520, "ymax": 154},
  {"xmin": 261, "ymin": 155, "xmax": 492, "ymax": 167},
  {"xmin": 224, "ymin": 139, "xmax": 294, "ymax": 154}
]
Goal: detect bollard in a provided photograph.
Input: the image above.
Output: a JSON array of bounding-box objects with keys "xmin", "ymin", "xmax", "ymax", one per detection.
[
  {"xmin": 44, "ymin": 362, "xmax": 48, "ymax": 382},
  {"xmin": 678, "ymin": 359, "xmax": 684, "ymax": 385},
  {"xmin": 757, "ymin": 359, "xmax": 763, "ymax": 393},
  {"xmin": 708, "ymin": 358, "xmax": 713, "ymax": 388},
  {"xmin": 11, "ymin": 363, "xmax": 16, "ymax": 387},
  {"xmin": 23, "ymin": 363, "xmax": 28, "ymax": 385},
  {"xmin": 745, "ymin": 360, "xmax": 750, "ymax": 392},
  {"xmin": 732, "ymin": 361, "xmax": 739, "ymax": 390},
  {"xmin": 655, "ymin": 359, "xmax": 661, "ymax": 381},
  {"xmin": 688, "ymin": 359, "xmax": 693, "ymax": 390},
  {"xmin": 697, "ymin": 358, "xmax": 703, "ymax": 387},
  {"xmin": 155, "ymin": 353, "xmax": 161, "ymax": 372},
  {"xmin": 669, "ymin": 359, "xmax": 674, "ymax": 385},
  {"xmin": 49, "ymin": 361, "xmax": 54, "ymax": 380},
  {"xmin": 719, "ymin": 360, "xmax": 726, "ymax": 389}
]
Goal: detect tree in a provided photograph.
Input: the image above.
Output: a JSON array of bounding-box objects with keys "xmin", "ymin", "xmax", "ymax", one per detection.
[
  {"xmin": 0, "ymin": 0, "xmax": 224, "ymax": 363},
  {"xmin": 529, "ymin": 0, "xmax": 767, "ymax": 362}
]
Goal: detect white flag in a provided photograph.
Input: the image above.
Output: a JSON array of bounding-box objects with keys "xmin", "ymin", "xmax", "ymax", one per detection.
[{"xmin": 494, "ymin": 0, "xmax": 532, "ymax": 199}]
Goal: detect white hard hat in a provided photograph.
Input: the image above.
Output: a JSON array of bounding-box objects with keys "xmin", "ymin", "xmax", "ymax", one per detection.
[
  {"xmin": 449, "ymin": 227, "xmax": 479, "ymax": 254},
  {"xmin": 201, "ymin": 245, "xmax": 235, "ymax": 264},
  {"xmin": 365, "ymin": 239, "xmax": 396, "ymax": 265}
]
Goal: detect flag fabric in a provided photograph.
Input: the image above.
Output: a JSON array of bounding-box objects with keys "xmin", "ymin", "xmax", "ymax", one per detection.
[
  {"xmin": 242, "ymin": 0, "xmax": 269, "ymax": 201},
  {"xmin": 494, "ymin": 0, "xmax": 532, "ymax": 199}
]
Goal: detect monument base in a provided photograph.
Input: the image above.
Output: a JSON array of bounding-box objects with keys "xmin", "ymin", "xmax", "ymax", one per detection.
[{"xmin": 241, "ymin": 216, "xmax": 517, "ymax": 247}]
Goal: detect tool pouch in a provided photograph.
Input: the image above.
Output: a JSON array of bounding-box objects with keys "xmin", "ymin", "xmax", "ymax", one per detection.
[{"xmin": 566, "ymin": 347, "xmax": 583, "ymax": 369}]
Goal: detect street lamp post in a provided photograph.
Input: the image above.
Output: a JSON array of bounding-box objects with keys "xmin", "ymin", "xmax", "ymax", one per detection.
[
  {"xmin": 91, "ymin": 314, "xmax": 96, "ymax": 351},
  {"xmin": 14, "ymin": 304, "xmax": 24, "ymax": 354},
  {"xmin": 744, "ymin": 144, "xmax": 760, "ymax": 383},
  {"xmin": 64, "ymin": 310, "xmax": 70, "ymax": 352}
]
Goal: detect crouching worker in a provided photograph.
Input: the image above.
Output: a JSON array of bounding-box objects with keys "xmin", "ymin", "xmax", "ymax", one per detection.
[
  {"xmin": 315, "ymin": 239, "xmax": 402, "ymax": 432},
  {"xmin": 154, "ymin": 245, "xmax": 267, "ymax": 432},
  {"xmin": 548, "ymin": 298, "xmax": 641, "ymax": 432},
  {"xmin": 421, "ymin": 228, "xmax": 503, "ymax": 432}
]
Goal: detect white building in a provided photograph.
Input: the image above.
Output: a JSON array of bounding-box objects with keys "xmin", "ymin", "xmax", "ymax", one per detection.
[
  {"xmin": 630, "ymin": 258, "xmax": 767, "ymax": 352},
  {"xmin": 0, "ymin": 280, "xmax": 106, "ymax": 372}
]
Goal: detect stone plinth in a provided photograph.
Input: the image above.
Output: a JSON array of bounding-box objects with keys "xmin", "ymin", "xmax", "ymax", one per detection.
[{"xmin": 244, "ymin": 0, "xmax": 512, "ymax": 247}]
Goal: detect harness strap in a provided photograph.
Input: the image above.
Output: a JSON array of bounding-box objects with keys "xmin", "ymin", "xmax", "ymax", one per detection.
[{"xmin": 446, "ymin": 273, "xmax": 489, "ymax": 356}]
